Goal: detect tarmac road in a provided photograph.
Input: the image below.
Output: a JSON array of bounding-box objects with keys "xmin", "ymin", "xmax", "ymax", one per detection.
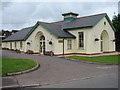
[
  {"xmin": 1, "ymin": 73, "xmax": 118, "ymax": 89},
  {"xmin": 1, "ymin": 50, "xmax": 119, "ymax": 89},
  {"xmin": 37, "ymin": 73, "xmax": 118, "ymax": 88}
]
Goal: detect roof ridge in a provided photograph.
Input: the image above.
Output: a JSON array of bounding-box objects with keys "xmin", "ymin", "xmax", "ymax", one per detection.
[
  {"xmin": 50, "ymin": 20, "xmax": 63, "ymax": 23},
  {"xmin": 38, "ymin": 13, "xmax": 106, "ymax": 24},
  {"xmin": 21, "ymin": 26, "xmax": 33, "ymax": 30},
  {"xmin": 51, "ymin": 22, "xmax": 62, "ymax": 26},
  {"xmin": 39, "ymin": 21, "xmax": 62, "ymax": 26},
  {"xmin": 38, "ymin": 21, "xmax": 50, "ymax": 24},
  {"xmin": 77, "ymin": 13, "xmax": 107, "ymax": 19}
]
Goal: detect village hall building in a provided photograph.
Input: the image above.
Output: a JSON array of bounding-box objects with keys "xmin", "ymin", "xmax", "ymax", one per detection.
[{"xmin": 2, "ymin": 12, "xmax": 116, "ymax": 56}]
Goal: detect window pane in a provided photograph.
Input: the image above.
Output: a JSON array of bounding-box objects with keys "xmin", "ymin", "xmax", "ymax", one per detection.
[
  {"xmin": 10, "ymin": 43, "xmax": 12, "ymax": 49},
  {"xmin": 67, "ymin": 40, "xmax": 72, "ymax": 49},
  {"xmin": 78, "ymin": 32, "xmax": 84, "ymax": 48},
  {"xmin": 15, "ymin": 42, "xmax": 16, "ymax": 47},
  {"xmin": 20, "ymin": 42, "xmax": 22, "ymax": 48}
]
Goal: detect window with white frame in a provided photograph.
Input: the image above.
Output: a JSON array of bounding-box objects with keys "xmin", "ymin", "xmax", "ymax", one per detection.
[
  {"xmin": 10, "ymin": 42, "xmax": 12, "ymax": 49},
  {"xmin": 78, "ymin": 32, "xmax": 84, "ymax": 49},
  {"xmin": 20, "ymin": 42, "xmax": 22, "ymax": 49},
  {"xmin": 6, "ymin": 42, "xmax": 7, "ymax": 47},
  {"xmin": 67, "ymin": 40, "xmax": 72, "ymax": 50},
  {"xmin": 6, "ymin": 42, "xmax": 8, "ymax": 47},
  {"xmin": 15, "ymin": 42, "xmax": 16, "ymax": 48}
]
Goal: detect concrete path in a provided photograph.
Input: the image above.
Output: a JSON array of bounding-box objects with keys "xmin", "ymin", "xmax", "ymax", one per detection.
[
  {"xmin": 1, "ymin": 50, "xmax": 118, "ymax": 88},
  {"xmin": 63, "ymin": 52, "xmax": 119, "ymax": 57}
]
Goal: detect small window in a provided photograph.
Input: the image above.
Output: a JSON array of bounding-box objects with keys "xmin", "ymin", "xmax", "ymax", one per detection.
[
  {"xmin": 15, "ymin": 42, "xmax": 16, "ymax": 47},
  {"xmin": 20, "ymin": 42, "xmax": 22, "ymax": 48},
  {"xmin": 78, "ymin": 32, "xmax": 84, "ymax": 49},
  {"xmin": 104, "ymin": 21, "xmax": 106, "ymax": 25},
  {"xmin": 6, "ymin": 42, "xmax": 7, "ymax": 47},
  {"xmin": 10, "ymin": 43, "xmax": 12, "ymax": 49},
  {"xmin": 6, "ymin": 42, "xmax": 8, "ymax": 47},
  {"xmin": 67, "ymin": 40, "xmax": 72, "ymax": 50}
]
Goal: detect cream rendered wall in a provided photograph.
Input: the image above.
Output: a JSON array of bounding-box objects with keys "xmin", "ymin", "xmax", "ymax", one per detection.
[
  {"xmin": 16, "ymin": 42, "xmax": 20, "ymax": 50},
  {"xmin": 10, "ymin": 42, "xmax": 17, "ymax": 50},
  {"xmin": 86, "ymin": 17, "xmax": 115, "ymax": 54},
  {"xmin": 53, "ymin": 38, "xmax": 75, "ymax": 54},
  {"xmin": 53, "ymin": 38, "xmax": 76, "ymax": 54},
  {"xmin": 21, "ymin": 41, "xmax": 26, "ymax": 51},
  {"xmin": 2, "ymin": 42, "xmax": 11, "ymax": 49},
  {"xmin": 65, "ymin": 17, "xmax": 115, "ymax": 54},
  {"xmin": 67, "ymin": 28, "xmax": 90, "ymax": 53},
  {"xmin": 54, "ymin": 39, "xmax": 63, "ymax": 54},
  {"xmin": 15, "ymin": 41, "xmax": 25, "ymax": 51},
  {"xmin": 2, "ymin": 41, "xmax": 26, "ymax": 52},
  {"xmin": 11, "ymin": 42, "xmax": 14, "ymax": 49},
  {"xmin": 64, "ymin": 39, "xmax": 76, "ymax": 54},
  {"xmin": 6, "ymin": 42, "xmax": 10, "ymax": 49},
  {"xmin": 13, "ymin": 42, "xmax": 18, "ymax": 50},
  {"xmin": 4, "ymin": 42, "xmax": 8, "ymax": 48},
  {"xmin": 2, "ymin": 42, "xmax": 6, "ymax": 48},
  {"xmin": 25, "ymin": 25, "xmax": 77, "ymax": 54},
  {"xmin": 25, "ymin": 25, "xmax": 58, "ymax": 53}
]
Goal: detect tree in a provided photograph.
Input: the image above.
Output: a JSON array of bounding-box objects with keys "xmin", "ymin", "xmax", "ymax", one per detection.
[{"xmin": 112, "ymin": 14, "xmax": 120, "ymax": 51}]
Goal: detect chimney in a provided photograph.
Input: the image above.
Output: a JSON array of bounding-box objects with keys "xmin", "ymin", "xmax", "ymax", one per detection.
[{"xmin": 62, "ymin": 12, "xmax": 79, "ymax": 21}]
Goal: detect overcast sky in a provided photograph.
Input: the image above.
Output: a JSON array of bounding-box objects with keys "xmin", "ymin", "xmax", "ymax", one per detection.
[{"xmin": 0, "ymin": 1, "xmax": 119, "ymax": 31}]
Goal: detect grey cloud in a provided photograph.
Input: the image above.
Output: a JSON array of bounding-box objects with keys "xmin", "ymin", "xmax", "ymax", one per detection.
[
  {"xmin": 2, "ymin": 2, "xmax": 13, "ymax": 10},
  {"xmin": 1, "ymin": 2, "xmax": 118, "ymax": 30}
]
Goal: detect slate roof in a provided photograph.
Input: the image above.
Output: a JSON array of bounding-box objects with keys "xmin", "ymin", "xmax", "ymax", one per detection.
[
  {"xmin": 62, "ymin": 13, "xmax": 106, "ymax": 30},
  {"xmin": 2, "ymin": 26, "xmax": 33, "ymax": 41},
  {"xmin": 3, "ymin": 13, "xmax": 108, "ymax": 42},
  {"xmin": 41, "ymin": 22, "xmax": 76, "ymax": 38}
]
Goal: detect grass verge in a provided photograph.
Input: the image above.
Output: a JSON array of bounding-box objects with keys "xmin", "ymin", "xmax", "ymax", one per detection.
[
  {"xmin": 67, "ymin": 55, "xmax": 119, "ymax": 64},
  {"xmin": 0, "ymin": 58, "xmax": 37, "ymax": 76}
]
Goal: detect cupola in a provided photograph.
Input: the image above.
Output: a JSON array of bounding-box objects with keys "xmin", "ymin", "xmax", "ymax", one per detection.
[{"xmin": 62, "ymin": 12, "xmax": 79, "ymax": 21}]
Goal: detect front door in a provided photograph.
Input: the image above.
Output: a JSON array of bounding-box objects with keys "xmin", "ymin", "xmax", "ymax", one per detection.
[{"xmin": 40, "ymin": 36, "xmax": 45, "ymax": 54}]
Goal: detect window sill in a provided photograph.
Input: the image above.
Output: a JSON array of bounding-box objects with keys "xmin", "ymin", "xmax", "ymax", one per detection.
[
  {"xmin": 67, "ymin": 49, "xmax": 72, "ymax": 50},
  {"xmin": 78, "ymin": 48, "xmax": 85, "ymax": 50}
]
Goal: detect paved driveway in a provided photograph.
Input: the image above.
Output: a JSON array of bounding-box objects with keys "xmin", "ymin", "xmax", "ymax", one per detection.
[{"xmin": 1, "ymin": 50, "xmax": 118, "ymax": 88}]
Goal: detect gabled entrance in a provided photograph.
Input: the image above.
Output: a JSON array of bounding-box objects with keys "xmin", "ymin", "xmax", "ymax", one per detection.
[
  {"xmin": 100, "ymin": 30, "xmax": 109, "ymax": 52},
  {"xmin": 34, "ymin": 31, "xmax": 46, "ymax": 54},
  {"xmin": 40, "ymin": 36, "xmax": 45, "ymax": 54}
]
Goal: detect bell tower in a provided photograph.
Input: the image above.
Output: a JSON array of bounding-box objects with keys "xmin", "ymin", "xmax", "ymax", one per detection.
[{"xmin": 62, "ymin": 12, "xmax": 79, "ymax": 21}]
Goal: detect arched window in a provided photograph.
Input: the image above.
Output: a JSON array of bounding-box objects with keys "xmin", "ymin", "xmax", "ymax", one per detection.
[{"xmin": 104, "ymin": 21, "xmax": 106, "ymax": 25}]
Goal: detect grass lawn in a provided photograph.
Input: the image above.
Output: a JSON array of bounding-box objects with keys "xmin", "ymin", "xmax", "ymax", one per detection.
[
  {"xmin": 0, "ymin": 58, "xmax": 37, "ymax": 76},
  {"xmin": 67, "ymin": 55, "xmax": 119, "ymax": 64}
]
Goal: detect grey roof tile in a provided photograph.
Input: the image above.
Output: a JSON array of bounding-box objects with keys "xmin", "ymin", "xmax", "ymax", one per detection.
[
  {"xmin": 2, "ymin": 26, "xmax": 33, "ymax": 42},
  {"xmin": 41, "ymin": 22, "xmax": 76, "ymax": 38},
  {"xmin": 62, "ymin": 13, "xmax": 106, "ymax": 30}
]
